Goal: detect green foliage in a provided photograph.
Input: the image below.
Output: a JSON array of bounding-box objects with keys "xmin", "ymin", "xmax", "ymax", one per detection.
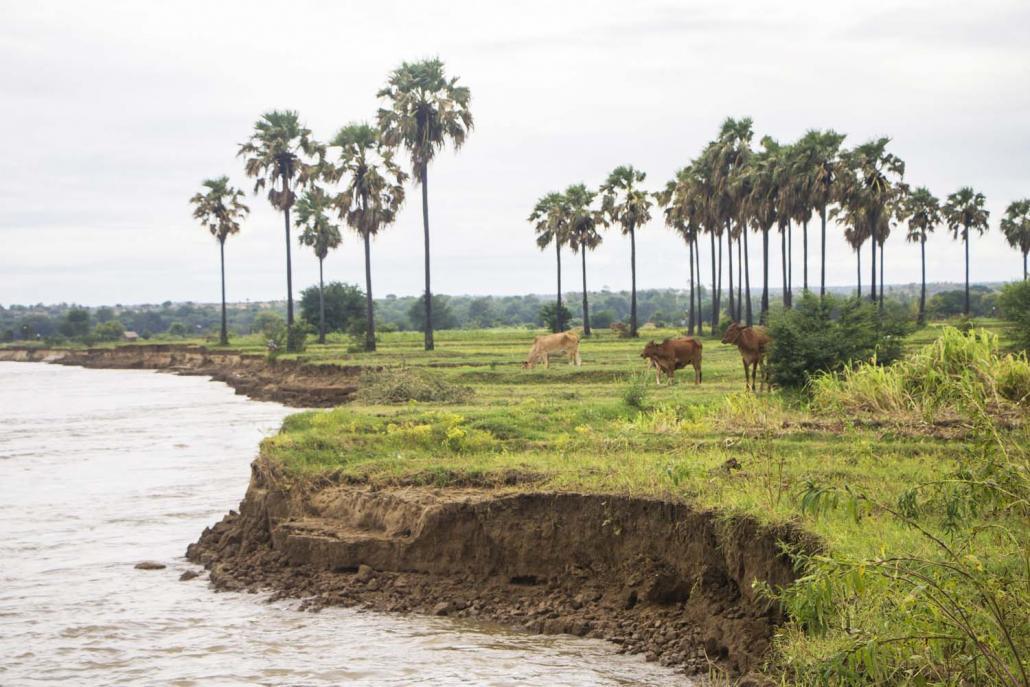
[
  {"xmin": 538, "ymin": 302, "xmax": 573, "ymax": 332},
  {"xmin": 622, "ymin": 370, "xmax": 651, "ymax": 410},
  {"xmin": 407, "ymin": 294, "xmax": 457, "ymax": 332},
  {"xmin": 286, "ymin": 323, "xmax": 308, "ymax": 353},
  {"xmin": 354, "ymin": 368, "xmax": 474, "ymax": 404},
  {"xmin": 93, "ymin": 320, "xmax": 125, "ymax": 341},
  {"xmin": 299, "ymin": 282, "xmax": 367, "ymax": 338},
  {"xmin": 767, "ymin": 294, "xmax": 911, "ymax": 389},
  {"xmin": 927, "ymin": 286, "xmax": 997, "ymax": 318},
  {"xmin": 59, "ymin": 308, "xmax": 91, "ymax": 339},
  {"xmin": 998, "ymin": 280, "xmax": 1030, "ymax": 352},
  {"xmin": 812, "ymin": 327, "xmax": 1030, "ymax": 416},
  {"xmin": 591, "ymin": 309, "xmax": 617, "ymax": 329},
  {"xmin": 168, "ymin": 322, "xmax": 188, "ymax": 337},
  {"xmin": 253, "ymin": 310, "xmax": 285, "ymax": 339}
]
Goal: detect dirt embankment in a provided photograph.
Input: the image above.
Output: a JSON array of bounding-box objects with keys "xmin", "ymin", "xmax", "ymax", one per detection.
[
  {"xmin": 188, "ymin": 459, "xmax": 811, "ymax": 678},
  {"xmin": 0, "ymin": 345, "xmax": 359, "ymax": 407}
]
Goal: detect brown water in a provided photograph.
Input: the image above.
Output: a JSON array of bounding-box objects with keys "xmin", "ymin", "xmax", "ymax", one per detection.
[{"xmin": 0, "ymin": 363, "xmax": 694, "ymax": 686}]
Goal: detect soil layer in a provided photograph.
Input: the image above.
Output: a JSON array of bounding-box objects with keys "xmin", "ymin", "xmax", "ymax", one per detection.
[
  {"xmin": 0, "ymin": 345, "xmax": 358, "ymax": 407},
  {"xmin": 187, "ymin": 458, "xmax": 810, "ymax": 678}
]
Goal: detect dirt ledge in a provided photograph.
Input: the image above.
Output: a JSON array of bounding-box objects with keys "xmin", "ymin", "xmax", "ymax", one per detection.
[
  {"xmin": 187, "ymin": 458, "xmax": 812, "ymax": 678},
  {"xmin": 0, "ymin": 345, "xmax": 359, "ymax": 407}
]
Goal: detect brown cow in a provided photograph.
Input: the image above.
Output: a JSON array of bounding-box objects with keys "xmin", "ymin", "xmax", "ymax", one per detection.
[
  {"xmin": 640, "ymin": 337, "xmax": 703, "ymax": 385},
  {"xmin": 523, "ymin": 331, "xmax": 582, "ymax": 369},
  {"xmin": 721, "ymin": 322, "xmax": 771, "ymax": 392}
]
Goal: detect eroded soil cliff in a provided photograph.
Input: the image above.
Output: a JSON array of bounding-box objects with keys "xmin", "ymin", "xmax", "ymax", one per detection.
[
  {"xmin": 0, "ymin": 345, "xmax": 359, "ymax": 407},
  {"xmin": 187, "ymin": 458, "xmax": 810, "ymax": 678}
]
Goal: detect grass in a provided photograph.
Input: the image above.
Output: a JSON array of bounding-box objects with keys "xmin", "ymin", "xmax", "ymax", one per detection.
[{"xmin": 9, "ymin": 320, "xmax": 1027, "ymax": 683}]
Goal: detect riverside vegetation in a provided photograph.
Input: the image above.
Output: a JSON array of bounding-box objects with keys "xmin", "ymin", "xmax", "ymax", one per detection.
[{"xmin": 178, "ymin": 317, "xmax": 1024, "ymax": 685}]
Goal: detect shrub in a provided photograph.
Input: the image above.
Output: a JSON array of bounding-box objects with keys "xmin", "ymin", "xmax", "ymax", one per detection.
[
  {"xmin": 354, "ymin": 368, "xmax": 473, "ymax": 404},
  {"xmin": 998, "ymin": 279, "xmax": 1030, "ymax": 352},
  {"xmin": 621, "ymin": 370, "xmax": 650, "ymax": 410},
  {"xmin": 591, "ymin": 310, "xmax": 617, "ymax": 329},
  {"xmin": 286, "ymin": 323, "xmax": 308, "ymax": 353},
  {"xmin": 538, "ymin": 302, "xmax": 573, "ymax": 332},
  {"xmin": 767, "ymin": 294, "xmax": 911, "ymax": 389},
  {"xmin": 93, "ymin": 320, "xmax": 125, "ymax": 341}
]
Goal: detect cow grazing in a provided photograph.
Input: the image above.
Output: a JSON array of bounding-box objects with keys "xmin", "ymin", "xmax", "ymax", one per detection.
[
  {"xmin": 640, "ymin": 337, "xmax": 703, "ymax": 385},
  {"xmin": 721, "ymin": 322, "xmax": 771, "ymax": 392},
  {"xmin": 523, "ymin": 331, "xmax": 582, "ymax": 369}
]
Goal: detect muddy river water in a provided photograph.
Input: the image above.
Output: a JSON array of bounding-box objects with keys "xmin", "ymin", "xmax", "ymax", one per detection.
[{"xmin": 0, "ymin": 363, "xmax": 693, "ymax": 686}]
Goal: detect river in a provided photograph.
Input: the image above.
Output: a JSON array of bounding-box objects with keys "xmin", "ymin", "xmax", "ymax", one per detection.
[{"xmin": 0, "ymin": 362, "xmax": 693, "ymax": 686}]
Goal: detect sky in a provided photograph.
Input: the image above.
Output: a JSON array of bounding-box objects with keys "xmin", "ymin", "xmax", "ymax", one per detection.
[{"xmin": 2, "ymin": 0, "xmax": 1029, "ymax": 307}]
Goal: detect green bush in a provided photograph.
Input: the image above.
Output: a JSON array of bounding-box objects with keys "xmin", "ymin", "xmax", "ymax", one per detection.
[
  {"xmin": 767, "ymin": 294, "xmax": 912, "ymax": 389},
  {"xmin": 286, "ymin": 323, "xmax": 308, "ymax": 353},
  {"xmin": 998, "ymin": 279, "xmax": 1030, "ymax": 352},
  {"xmin": 538, "ymin": 302, "xmax": 573, "ymax": 332}
]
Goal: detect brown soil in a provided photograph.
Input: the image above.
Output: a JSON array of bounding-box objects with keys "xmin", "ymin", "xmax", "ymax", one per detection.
[
  {"xmin": 0, "ymin": 345, "xmax": 359, "ymax": 407},
  {"xmin": 187, "ymin": 458, "xmax": 813, "ymax": 678}
]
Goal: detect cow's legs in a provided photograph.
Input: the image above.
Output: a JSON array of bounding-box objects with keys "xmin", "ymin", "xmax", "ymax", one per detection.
[
  {"xmin": 694, "ymin": 362, "xmax": 701, "ymax": 385},
  {"xmin": 742, "ymin": 359, "xmax": 751, "ymax": 391}
]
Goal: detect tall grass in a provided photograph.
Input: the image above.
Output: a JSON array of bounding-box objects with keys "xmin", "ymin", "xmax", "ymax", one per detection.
[{"xmin": 811, "ymin": 328, "xmax": 1030, "ymax": 420}]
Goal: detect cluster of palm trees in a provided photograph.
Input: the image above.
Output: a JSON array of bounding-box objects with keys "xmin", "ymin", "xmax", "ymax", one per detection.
[
  {"xmin": 190, "ymin": 58, "xmax": 472, "ymax": 350},
  {"xmin": 532, "ymin": 117, "xmax": 1030, "ymax": 337}
]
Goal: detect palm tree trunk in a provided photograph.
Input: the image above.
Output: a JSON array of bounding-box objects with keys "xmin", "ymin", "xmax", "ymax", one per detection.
[
  {"xmin": 781, "ymin": 227, "xmax": 789, "ymax": 309},
  {"xmin": 219, "ymin": 238, "xmax": 228, "ymax": 346},
  {"xmin": 878, "ymin": 239, "xmax": 885, "ymax": 313},
  {"xmin": 737, "ymin": 234, "xmax": 742, "ymax": 321},
  {"xmin": 802, "ymin": 219, "xmax": 808, "ymax": 291},
  {"xmin": 555, "ymin": 238, "xmax": 563, "ymax": 333},
  {"xmin": 820, "ymin": 205, "xmax": 827, "ymax": 297},
  {"xmin": 694, "ymin": 235, "xmax": 703, "ymax": 332},
  {"xmin": 629, "ymin": 222, "xmax": 638, "ymax": 337},
  {"xmin": 856, "ymin": 247, "xmax": 862, "ymax": 298},
  {"xmin": 761, "ymin": 226, "xmax": 769, "ymax": 324},
  {"xmin": 317, "ymin": 256, "xmax": 326, "ymax": 345},
  {"xmin": 964, "ymin": 228, "xmax": 970, "ymax": 316},
  {"xmin": 688, "ymin": 237, "xmax": 695, "ymax": 336},
  {"xmin": 363, "ymin": 230, "xmax": 376, "ymax": 351},
  {"xmin": 283, "ymin": 202, "xmax": 294, "ymax": 326},
  {"xmin": 727, "ymin": 222, "xmax": 735, "ymax": 323},
  {"xmin": 710, "ymin": 230, "xmax": 717, "ymax": 335},
  {"xmin": 744, "ymin": 229, "xmax": 753, "ymax": 326},
  {"xmin": 870, "ymin": 218, "xmax": 877, "ymax": 304},
  {"xmin": 420, "ymin": 161, "xmax": 433, "ymax": 350},
  {"xmin": 918, "ymin": 236, "xmax": 927, "ymax": 324},
  {"xmin": 1024, "ymin": 249, "xmax": 1028, "ymax": 280},
  {"xmin": 580, "ymin": 248, "xmax": 591, "ymax": 336},
  {"xmin": 787, "ymin": 221, "xmax": 793, "ymax": 307}
]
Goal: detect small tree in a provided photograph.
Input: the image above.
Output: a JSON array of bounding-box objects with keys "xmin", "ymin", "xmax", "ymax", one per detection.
[{"xmin": 295, "ymin": 186, "xmax": 342, "ymax": 344}]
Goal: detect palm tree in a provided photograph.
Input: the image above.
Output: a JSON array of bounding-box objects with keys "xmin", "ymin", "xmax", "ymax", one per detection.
[
  {"xmin": 795, "ymin": 130, "xmax": 846, "ymax": 297},
  {"xmin": 189, "ymin": 176, "xmax": 249, "ymax": 345},
  {"xmin": 1001, "ymin": 199, "xmax": 1030, "ymax": 279},
  {"xmin": 839, "ymin": 139, "xmax": 905, "ymax": 305},
  {"xmin": 564, "ymin": 184, "xmax": 601, "ymax": 335},
  {"xmin": 600, "ymin": 165, "xmax": 652, "ymax": 337},
  {"xmin": 659, "ymin": 167, "xmax": 704, "ymax": 334},
  {"xmin": 714, "ymin": 117, "xmax": 755, "ymax": 323},
  {"xmin": 903, "ymin": 186, "xmax": 942, "ymax": 323},
  {"xmin": 238, "ymin": 110, "xmax": 321, "ymax": 326},
  {"xmin": 377, "ymin": 58, "xmax": 473, "ymax": 351},
  {"xmin": 328, "ymin": 123, "xmax": 407, "ymax": 351},
  {"xmin": 743, "ymin": 138, "xmax": 783, "ymax": 324},
  {"xmin": 295, "ymin": 186, "xmax": 342, "ymax": 344},
  {"xmin": 943, "ymin": 187, "xmax": 991, "ymax": 315},
  {"xmin": 529, "ymin": 192, "xmax": 569, "ymax": 332}
]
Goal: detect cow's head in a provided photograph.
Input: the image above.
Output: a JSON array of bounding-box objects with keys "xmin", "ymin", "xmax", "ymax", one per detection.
[
  {"xmin": 640, "ymin": 340, "xmax": 660, "ymax": 360},
  {"xmin": 721, "ymin": 322, "xmax": 743, "ymax": 345}
]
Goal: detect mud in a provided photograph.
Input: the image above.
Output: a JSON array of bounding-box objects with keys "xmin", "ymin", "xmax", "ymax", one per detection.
[
  {"xmin": 187, "ymin": 458, "xmax": 812, "ymax": 678},
  {"xmin": 0, "ymin": 345, "xmax": 359, "ymax": 407}
]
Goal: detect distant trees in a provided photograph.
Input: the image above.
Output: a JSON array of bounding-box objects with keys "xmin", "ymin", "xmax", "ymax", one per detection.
[
  {"xmin": 189, "ymin": 176, "xmax": 249, "ymax": 345},
  {"xmin": 295, "ymin": 186, "xmax": 342, "ymax": 344},
  {"xmin": 60, "ymin": 308, "xmax": 91, "ymax": 338},
  {"xmin": 377, "ymin": 58, "xmax": 473, "ymax": 351},
  {"xmin": 1001, "ymin": 199, "xmax": 1030, "ymax": 280},
  {"xmin": 407, "ymin": 294, "xmax": 457, "ymax": 332},
  {"xmin": 943, "ymin": 187, "xmax": 990, "ymax": 316},
  {"xmin": 299, "ymin": 282, "xmax": 366, "ymax": 338}
]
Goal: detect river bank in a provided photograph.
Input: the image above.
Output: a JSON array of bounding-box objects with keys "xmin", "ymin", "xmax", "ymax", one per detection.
[
  {"xmin": 0, "ymin": 344, "xmax": 359, "ymax": 407},
  {"xmin": 186, "ymin": 457, "xmax": 808, "ymax": 680}
]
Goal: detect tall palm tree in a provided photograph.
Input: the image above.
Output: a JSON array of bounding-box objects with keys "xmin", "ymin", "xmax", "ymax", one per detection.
[
  {"xmin": 902, "ymin": 186, "xmax": 942, "ymax": 323},
  {"xmin": 328, "ymin": 123, "xmax": 407, "ymax": 351},
  {"xmin": 600, "ymin": 165, "xmax": 652, "ymax": 337},
  {"xmin": 943, "ymin": 187, "xmax": 991, "ymax": 315},
  {"xmin": 189, "ymin": 176, "xmax": 249, "ymax": 346},
  {"xmin": 529, "ymin": 192, "xmax": 569, "ymax": 332},
  {"xmin": 839, "ymin": 139, "xmax": 905, "ymax": 305},
  {"xmin": 1001, "ymin": 199, "xmax": 1030, "ymax": 279},
  {"xmin": 717, "ymin": 117, "xmax": 755, "ymax": 324},
  {"xmin": 564, "ymin": 184, "xmax": 601, "ymax": 335},
  {"xmin": 743, "ymin": 138, "xmax": 783, "ymax": 324},
  {"xmin": 795, "ymin": 130, "xmax": 846, "ymax": 297},
  {"xmin": 377, "ymin": 58, "xmax": 473, "ymax": 351},
  {"xmin": 659, "ymin": 167, "xmax": 704, "ymax": 334},
  {"xmin": 295, "ymin": 186, "xmax": 342, "ymax": 344},
  {"xmin": 238, "ymin": 110, "xmax": 321, "ymax": 326}
]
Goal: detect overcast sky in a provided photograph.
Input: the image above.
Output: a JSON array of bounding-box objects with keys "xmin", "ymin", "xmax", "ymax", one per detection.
[{"xmin": 2, "ymin": 0, "xmax": 1028, "ymax": 307}]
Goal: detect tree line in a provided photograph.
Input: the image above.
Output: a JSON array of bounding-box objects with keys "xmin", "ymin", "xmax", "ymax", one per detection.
[
  {"xmin": 531, "ymin": 117, "xmax": 1030, "ymax": 336},
  {"xmin": 191, "ymin": 58, "xmax": 472, "ymax": 350}
]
